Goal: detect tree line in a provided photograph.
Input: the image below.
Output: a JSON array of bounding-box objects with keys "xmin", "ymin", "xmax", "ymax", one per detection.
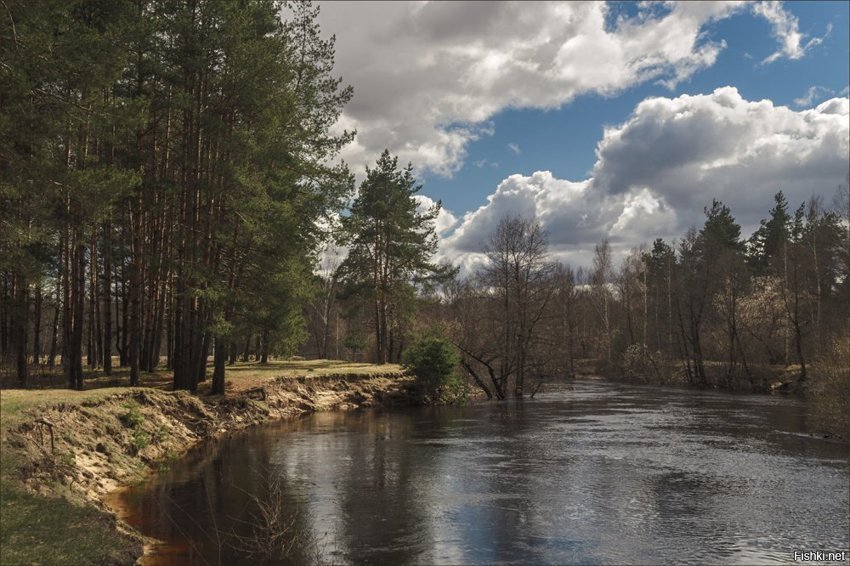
[
  {"xmin": 300, "ymin": 178, "xmax": 848, "ymax": 403},
  {"xmin": 440, "ymin": 187, "xmax": 850, "ymax": 399},
  {"xmin": 1, "ymin": 0, "xmax": 353, "ymax": 392},
  {"xmin": 2, "ymin": 1, "xmax": 848, "ymax": 409}
]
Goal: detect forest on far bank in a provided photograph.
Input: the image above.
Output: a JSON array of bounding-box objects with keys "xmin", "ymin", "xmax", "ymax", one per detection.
[{"xmin": 2, "ymin": 1, "xmax": 848, "ymax": 430}]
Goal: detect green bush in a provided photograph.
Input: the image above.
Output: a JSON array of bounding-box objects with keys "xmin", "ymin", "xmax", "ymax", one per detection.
[
  {"xmin": 402, "ymin": 337, "xmax": 466, "ymax": 402},
  {"xmin": 130, "ymin": 429, "xmax": 149, "ymax": 454},
  {"xmin": 119, "ymin": 402, "xmax": 144, "ymax": 429}
]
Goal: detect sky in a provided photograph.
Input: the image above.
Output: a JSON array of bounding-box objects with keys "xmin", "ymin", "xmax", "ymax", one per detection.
[{"xmin": 315, "ymin": 1, "xmax": 850, "ymax": 271}]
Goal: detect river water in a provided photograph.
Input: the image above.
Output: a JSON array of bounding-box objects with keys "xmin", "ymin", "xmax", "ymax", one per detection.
[{"xmin": 113, "ymin": 380, "xmax": 850, "ymax": 565}]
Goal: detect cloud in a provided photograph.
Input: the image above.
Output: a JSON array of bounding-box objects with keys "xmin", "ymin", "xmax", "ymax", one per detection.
[
  {"xmin": 317, "ymin": 1, "xmax": 749, "ymax": 176},
  {"xmin": 414, "ymin": 195, "xmax": 459, "ymax": 237},
  {"xmin": 753, "ymin": 1, "xmax": 831, "ymax": 64},
  {"xmin": 440, "ymin": 88, "xmax": 849, "ymax": 272},
  {"xmin": 316, "ymin": 1, "xmax": 833, "ymax": 178},
  {"xmin": 794, "ymin": 86, "xmax": 834, "ymax": 107},
  {"xmin": 507, "ymin": 143, "xmax": 522, "ymax": 155}
]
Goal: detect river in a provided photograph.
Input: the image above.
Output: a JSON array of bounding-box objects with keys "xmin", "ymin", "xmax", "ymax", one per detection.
[{"xmin": 112, "ymin": 380, "xmax": 850, "ymax": 565}]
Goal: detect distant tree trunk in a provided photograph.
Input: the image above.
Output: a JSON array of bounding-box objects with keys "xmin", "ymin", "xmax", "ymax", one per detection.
[
  {"xmin": 375, "ymin": 293, "xmax": 388, "ymax": 364},
  {"xmin": 460, "ymin": 358, "xmax": 492, "ymax": 400},
  {"xmin": 228, "ymin": 341, "xmax": 237, "ymax": 365},
  {"xmin": 643, "ymin": 259, "xmax": 648, "ymax": 346},
  {"xmin": 47, "ymin": 286, "xmax": 60, "ymax": 367},
  {"xmin": 690, "ymin": 313, "xmax": 706, "ymax": 386},
  {"xmin": 129, "ymin": 201, "xmax": 142, "ymax": 386},
  {"xmin": 102, "ymin": 221, "xmax": 112, "ymax": 375},
  {"xmin": 242, "ymin": 335, "xmax": 250, "ymax": 362},
  {"xmin": 0, "ymin": 274, "xmax": 7, "ymax": 361},
  {"xmin": 387, "ymin": 321, "xmax": 395, "ymax": 365},
  {"xmin": 69, "ymin": 240, "xmax": 86, "ymax": 390},
  {"xmin": 118, "ymin": 260, "xmax": 129, "ymax": 366},
  {"xmin": 196, "ymin": 331, "xmax": 210, "ymax": 383},
  {"xmin": 260, "ymin": 329, "xmax": 269, "ymax": 364},
  {"xmin": 667, "ymin": 256, "xmax": 673, "ymax": 357},
  {"xmin": 787, "ymin": 251, "xmax": 807, "ymax": 382},
  {"xmin": 61, "ymin": 229, "xmax": 70, "ymax": 383},
  {"xmin": 32, "ymin": 283, "xmax": 42, "ymax": 367},
  {"xmin": 165, "ymin": 289, "xmax": 173, "ymax": 370},
  {"xmin": 810, "ymin": 223, "xmax": 822, "ymax": 355},
  {"xmin": 87, "ymin": 233, "xmax": 99, "ymax": 369},
  {"xmin": 212, "ymin": 337, "xmax": 226, "ymax": 394},
  {"xmin": 783, "ymin": 244, "xmax": 790, "ymax": 365},
  {"xmin": 14, "ymin": 273, "xmax": 28, "ymax": 387},
  {"xmin": 149, "ymin": 271, "xmax": 168, "ymax": 371}
]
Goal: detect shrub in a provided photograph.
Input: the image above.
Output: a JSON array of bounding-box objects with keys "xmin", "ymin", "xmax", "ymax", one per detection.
[
  {"xmin": 130, "ymin": 429, "xmax": 149, "ymax": 454},
  {"xmin": 621, "ymin": 344, "xmax": 661, "ymax": 382},
  {"xmin": 402, "ymin": 337, "xmax": 465, "ymax": 402},
  {"xmin": 119, "ymin": 402, "xmax": 144, "ymax": 429}
]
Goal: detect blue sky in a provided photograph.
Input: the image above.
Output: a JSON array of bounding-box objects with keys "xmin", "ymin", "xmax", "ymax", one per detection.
[{"xmin": 317, "ymin": 1, "xmax": 849, "ymax": 269}]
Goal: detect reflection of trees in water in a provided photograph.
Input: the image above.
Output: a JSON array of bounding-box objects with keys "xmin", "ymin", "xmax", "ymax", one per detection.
[
  {"xmin": 122, "ymin": 383, "xmax": 850, "ymax": 565},
  {"xmin": 217, "ymin": 434, "xmax": 320, "ymax": 565},
  {"xmin": 124, "ymin": 426, "xmax": 321, "ymax": 565},
  {"xmin": 333, "ymin": 410, "xmax": 426, "ymax": 564}
]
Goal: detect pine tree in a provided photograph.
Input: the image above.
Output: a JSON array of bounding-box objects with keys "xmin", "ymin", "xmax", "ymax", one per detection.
[
  {"xmin": 339, "ymin": 150, "xmax": 453, "ymax": 364},
  {"xmin": 748, "ymin": 191, "xmax": 790, "ymax": 273}
]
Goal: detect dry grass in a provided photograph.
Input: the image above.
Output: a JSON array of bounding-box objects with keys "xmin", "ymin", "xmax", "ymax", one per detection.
[
  {"xmin": 1, "ymin": 358, "xmax": 403, "ymax": 397},
  {"xmin": 217, "ymin": 359, "xmax": 404, "ymax": 392}
]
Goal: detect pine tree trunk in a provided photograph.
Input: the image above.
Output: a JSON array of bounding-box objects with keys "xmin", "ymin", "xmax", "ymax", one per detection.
[
  {"xmin": 196, "ymin": 329, "xmax": 210, "ymax": 385},
  {"xmin": 212, "ymin": 337, "xmax": 226, "ymax": 395},
  {"xmin": 260, "ymin": 329, "xmax": 269, "ymax": 364},
  {"xmin": 118, "ymin": 259, "xmax": 129, "ymax": 366},
  {"xmin": 70, "ymin": 241, "xmax": 86, "ymax": 390},
  {"xmin": 87, "ymin": 233, "xmax": 99, "ymax": 368},
  {"xmin": 47, "ymin": 286, "xmax": 60, "ymax": 368},
  {"xmin": 1, "ymin": 273, "xmax": 8, "ymax": 362},
  {"xmin": 14, "ymin": 273, "xmax": 28, "ymax": 387},
  {"xmin": 129, "ymin": 201, "xmax": 142, "ymax": 386},
  {"xmin": 102, "ymin": 221, "xmax": 112, "ymax": 375},
  {"xmin": 242, "ymin": 335, "xmax": 250, "ymax": 362},
  {"xmin": 32, "ymin": 282, "xmax": 42, "ymax": 367},
  {"xmin": 228, "ymin": 341, "xmax": 236, "ymax": 365},
  {"xmin": 62, "ymin": 237, "xmax": 75, "ymax": 388}
]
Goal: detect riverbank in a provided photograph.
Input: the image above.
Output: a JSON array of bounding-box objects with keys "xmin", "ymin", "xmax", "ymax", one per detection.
[
  {"xmin": 581, "ymin": 356, "xmax": 850, "ymax": 441},
  {"xmin": 0, "ymin": 360, "xmax": 413, "ymax": 565},
  {"xmin": 106, "ymin": 380, "xmax": 850, "ymax": 565}
]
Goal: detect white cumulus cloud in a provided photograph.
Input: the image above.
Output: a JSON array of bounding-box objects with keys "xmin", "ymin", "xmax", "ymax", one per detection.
[
  {"xmin": 316, "ymin": 1, "xmax": 828, "ymax": 178},
  {"xmin": 317, "ymin": 1, "xmax": 749, "ymax": 177},
  {"xmin": 440, "ymin": 88, "xmax": 849, "ymax": 271}
]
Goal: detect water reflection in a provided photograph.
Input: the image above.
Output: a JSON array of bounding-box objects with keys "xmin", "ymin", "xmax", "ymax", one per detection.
[{"xmin": 113, "ymin": 381, "xmax": 850, "ymax": 565}]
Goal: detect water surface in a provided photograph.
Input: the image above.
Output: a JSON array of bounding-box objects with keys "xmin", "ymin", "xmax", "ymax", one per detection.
[{"xmin": 114, "ymin": 380, "xmax": 850, "ymax": 565}]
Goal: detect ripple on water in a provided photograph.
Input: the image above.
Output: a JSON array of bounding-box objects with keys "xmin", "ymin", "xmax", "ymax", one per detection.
[{"xmin": 116, "ymin": 380, "xmax": 850, "ymax": 565}]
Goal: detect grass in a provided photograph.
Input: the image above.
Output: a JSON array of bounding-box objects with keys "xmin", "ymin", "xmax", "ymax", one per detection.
[
  {"xmin": 0, "ymin": 387, "xmax": 146, "ymax": 565},
  {"xmin": 0, "ymin": 358, "xmax": 404, "ymax": 566},
  {"xmin": 2, "ymin": 358, "xmax": 403, "ymax": 394},
  {"xmin": 0, "ymin": 485, "xmax": 139, "ymax": 566}
]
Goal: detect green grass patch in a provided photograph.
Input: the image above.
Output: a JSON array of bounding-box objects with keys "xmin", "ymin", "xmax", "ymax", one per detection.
[{"xmin": 0, "ymin": 485, "xmax": 139, "ymax": 566}]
